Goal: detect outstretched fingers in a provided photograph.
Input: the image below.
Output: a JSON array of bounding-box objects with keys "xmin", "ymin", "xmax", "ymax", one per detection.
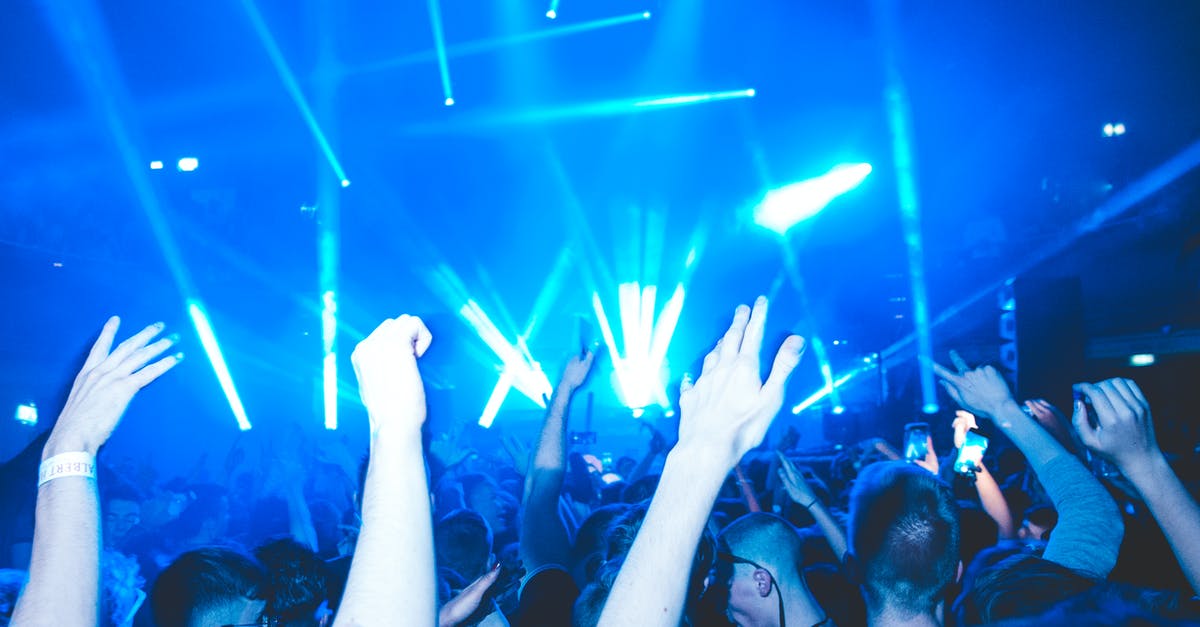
[
  {"xmin": 738, "ymin": 296, "xmax": 769, "ymax": 359},
  {"xmin": 719, "ymin": 304, "xmax": 752, "ymax": 363},
  {"xmin": 762, "ymin": 335, "xmax": 806, "ymax": 396},
  {"xmin": 80, "ymin": 316, "xmax": 121, "ymax": 375}
]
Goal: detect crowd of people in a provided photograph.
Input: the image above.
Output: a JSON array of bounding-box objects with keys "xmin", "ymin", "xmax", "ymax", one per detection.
[{"xmin": 1, "ymin": 296, "xmax": 1199, "ymax": 626}]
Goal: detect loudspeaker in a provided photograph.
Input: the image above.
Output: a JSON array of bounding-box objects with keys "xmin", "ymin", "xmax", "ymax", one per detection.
[{"xmin": 998, "ymin": 277, "xmax": 1085, "ymax": 408}]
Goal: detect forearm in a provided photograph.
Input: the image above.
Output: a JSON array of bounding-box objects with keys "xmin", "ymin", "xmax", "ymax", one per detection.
[
  {"xmin": 1125, "ymin": 454, "xmax": 1200, "ymax": 594},
  {"xmin": 807, "ymin": 502, "xmax": 848, "ymax": 561},
  {"xmin": 628, "ymin": 449, "xmax": 657, "ymax": 483},
  {"xmin": 519, "ymin": 470, "xmax": 572, "ymax": 570},
  {"xmin": 974, "ymin": 465, "xmax": 1016, "ymax": 539},
  {"xmin": 598, "ymin": 449, "xmax": 725, "ymax": 627},
  {"xmin": 335, "ymin": 427, "xmax": 436, "ymax": 627},
  {"xmin": 520, "ymin": 385, "xmax": 575, "ymax": 569},
  {"xmin": 531, "ymin": 385, "xmax": 572, "ymax": 472},
  {"xmin": 11, "ymin": 441, "xmax": 101, "ymax": 627},
  {"xmin": 992, "ymin": 401, "xmax": 1122, "ymax": 575}
]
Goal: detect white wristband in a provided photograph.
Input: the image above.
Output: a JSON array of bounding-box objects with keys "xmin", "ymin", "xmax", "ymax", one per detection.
[{"xmin": 38, "ymin": 452, "xmax": 96, "ymax": 487}]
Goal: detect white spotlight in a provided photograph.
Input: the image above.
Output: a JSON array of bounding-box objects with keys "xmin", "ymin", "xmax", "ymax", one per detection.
[{"xmin": 177, "ymin": 157, "xmax": 199, "ymax": 172}]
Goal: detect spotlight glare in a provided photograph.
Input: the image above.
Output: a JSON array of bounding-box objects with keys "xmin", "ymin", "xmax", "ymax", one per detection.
[
  {"xmin": 188, "ymin": 301, "xmax": 251, "ymax": 431},
  {"xmin": 753, "ymin": 163, "xmax": 873, "ymax": 234},
  {"xmin": 322, "ymin": 290, "xmax": 338, "ymax": 430},
  {"xmin": 445, "ymin": 97, "xmax": 455, "ymax": 106},
  {"xmin": 642, "ymin": 11, "xmax": 651, "ymax": 18},
  {"xmin": 149, "ymin": 160, "xmax": 163, "ymax": 170},
  {"xmin": 664, "ymin": 408, "xmax": 676, "ymax": 418},
  {"xmin": 832, "ymin": 405, "xmax": 846, "ymax": 415},
  {"xmin": 592, "ymin": 282, "xmax": 685, "ymax": 413},
  {"xmin": 1114, "ymin": 122, "xmax": 1126, "ymax": 135},
  {"xmin": 14, "ymin": 403, "xmax": 37, "ymax": 426},
  {"xmin": 177, "ymin": 157, "xmax": 199, "ymax": 172},
  {"xmin": 923, "ymin": 402, "xmax": 940, "ymax": 414},
  {"xmin": 340, "ymin": 179, "xmax": 351, "ymax": 188},
  {"xmin": 546, "ymin": 9, "xmax": 556, "ymax": 18},
  {"xmin": 1130, "ymin": 353, "xmax": 1155, "ymax": 367},
  {"xmin": 631, "ymin": 407, "xmax": 645, "ymax": 418}
]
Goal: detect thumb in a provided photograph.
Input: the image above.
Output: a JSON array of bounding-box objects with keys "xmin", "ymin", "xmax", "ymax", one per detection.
[
  {"xmin": 763, "ymin": 335, "xmax": 806, "ymax": 394},
  {"xmin": 1070, "ymin": 399, "xmax": 1100, "ymax": 450}
]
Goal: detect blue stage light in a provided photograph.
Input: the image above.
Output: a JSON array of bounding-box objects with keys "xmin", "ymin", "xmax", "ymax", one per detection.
[
  {"xmin": 340, "ymin": 179, "xmax": 351, "ymax": 188},
  {"xmin": 321, "ymin": 290, "xmax": 338, "ymax": 430},
  {"xmin": 149, "ymin": 160, "xmax": 163, "ymax": 170},
  {"xmin": 1130, "ymin": 354, "xmax": 1155, "ymax": 367},
  {"xmin": 14, "ymin": 403, "xmax": 37, "ymax": 426},
  {"xmin": 923, "ymin": 402, "xmax": 940, "ymax": 414},
  {"xmin": 592, "ymin": 283, "xmax": 685, "ymax": 412},
  {"xmin": 546, "ymin": 9, "xmax": 556, "ymax": 19},
  {"xmin": 177, "ymin": 157, "xmax": 199, "ymax": 172},
  {"xmin": 188, "ymin": 301, "xmax": 252, "ymax": 431},
  {"xmin": 754, "ymin": 163, "xmax": 872, "ymax": 234},
  {"xmin": 445, "ymin": 97, "xmax": 455, "ymax": 106},
  {"xmin": 631, "ymin": 407, "xmax": 645, "ymax": 418}
]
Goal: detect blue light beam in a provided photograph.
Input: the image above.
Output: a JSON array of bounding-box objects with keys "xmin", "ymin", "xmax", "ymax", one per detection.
[
  {"xmin": 427, "ymin": 0, "xmax": 455, "ymax": 106},
  {"xmin": 240, "ymin": 0, "xmax": 349, "ymax": 185},
  {"xmin": 187, "ymin": 301, "xmax": 252, "ymax": 431},
  {"xmin": 754, "ymin": 163, "xmax": 872, "ymax": 234},
  {"xmin": 875, "ymin": 0, "xmax": 938, "ymax": 415},
  {"xmin": 321, "ymin": 290, "xmax": 338, "ymax": 430},
  {"xmin": 592, "ymin": 282, "xmax": 684, "ymax": 411}
]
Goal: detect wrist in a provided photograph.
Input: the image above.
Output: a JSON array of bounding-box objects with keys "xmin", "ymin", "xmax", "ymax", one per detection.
[
  {"xmin": 665, "ymin": 445, "xmax": 736, "ymax": 482},
  {"xmin": 43, "ymin": 432, "xmax": 98, "ymax": 461},
  {"xmin": 1120, "ymin": 451, "xmax": 1171, "ymax": 487}
]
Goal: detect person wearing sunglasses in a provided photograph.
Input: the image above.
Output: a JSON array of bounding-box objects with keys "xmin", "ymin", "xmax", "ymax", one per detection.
[{"xmin": 715, "ymin": 513, "xmax": 831, "ymax": 627}]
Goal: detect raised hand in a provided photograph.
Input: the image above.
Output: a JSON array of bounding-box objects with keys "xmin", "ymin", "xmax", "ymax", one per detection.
[
  {"xmin": 677, "ymin": 297, "xmax": 805, "ymax": 468},
  {"xmin": 776, "ymin": 452, "xmax": 819, "ymax": 507},
  {"xmin": 933, "ymin": 357, "xmax": 1017, "ymax": 420},
  {"xmin": 501, "ymin": 435, "xmax": 530, "ymax": 475},
  {"xmin": 1072, "ymin": 379, "xmax": 1160, "ymax": 472},
  {"xmin": 953, "ymin": 410, "xmax": 979, "ymax": 449},
  {"xmin": 350, "ymin": 314, "xmax": 432, "ymax": 434},
  {"xmin": 49, "ymin": 316, "xmax": 181, "ymax": 455},
  {"xmin": 559, "ymin": 347, "xmax": 597, "ymax": 391},
  {"xmin": 438, "ymin": 564, "xmax": 501, "ymax": 627}
]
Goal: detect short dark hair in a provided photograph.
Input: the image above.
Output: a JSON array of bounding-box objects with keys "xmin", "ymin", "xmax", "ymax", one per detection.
[
  {"xmin": 254, "ymin": 538, "xmax": 330, "ymax": 625},
  {"xmin": 151, "ymin": 548, "xmax": 265, "ymax": 627},
  {"xmin": 958, "ymin": 554, "xmax": 1095, "ymax": 625},
  {"xmin": 849, "ymin": 461, "xmax": 960, "ymax": 616},
  {"xmin": 435, "ymin": 509, "xmax": 493, "ymax": 581}
]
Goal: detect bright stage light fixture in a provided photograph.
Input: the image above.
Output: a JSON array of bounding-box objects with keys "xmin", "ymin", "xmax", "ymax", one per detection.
[
  {"xmin": 753, "ymin": 163, "xmax": 872, "ymax": 235},
  {"xmin": 177, "ymin": 157, "xmax": 199, "ymax": 172},
  {"xmin": 14, "ymin": 403, "xmax": 37, "ymax": 426},
  {"xmin": 149, "ymin": 160, "xmax": 163, "ymax": 170},
  {"xmin": 188, "ymin": 301, "xmax": 252, "ymax": 431},
  {"xmin": 546, "ymin": 9, "xmax": 557, "ymax": 19},
  {"xmin": 592, "ymin": 282, "xmax": 684, "ymax": 413},
  {"xmin": 1130, "ymin": 353, "xmax": 1155, "ymax": 367},
  {"xmin": 340, "ymin": 179, "xmax": 351, "ymax": 188}
]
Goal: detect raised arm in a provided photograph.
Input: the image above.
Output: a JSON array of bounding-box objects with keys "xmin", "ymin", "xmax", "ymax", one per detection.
[
  {"xmin": 519, "ymin": 349, "xmax": 595, "ymax": 572},
  {"xmin": 335, "ymin": 315, "xmax": 437, "ymax": 627},
  {"xmin": 1073, "ymin": 378, "xmax": 1200, "ymax": 593},
  {"xmin": 935, "ymin": 359, "xmax": 1123, "ymax": 578},
  {"xmin": 777, "ymin": 452, "xmax": 847, "ymax": 560},
  {"xmin": 952, "ymin": 411, "xmax": 1016, "ymax": 539},
  {"xmin": 598, "ymin": 297, "xmax": 806, "ymax": 627},
  {"xmin": 12, "ymin": 317, "xmax": 180, "ymax": 627}
]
